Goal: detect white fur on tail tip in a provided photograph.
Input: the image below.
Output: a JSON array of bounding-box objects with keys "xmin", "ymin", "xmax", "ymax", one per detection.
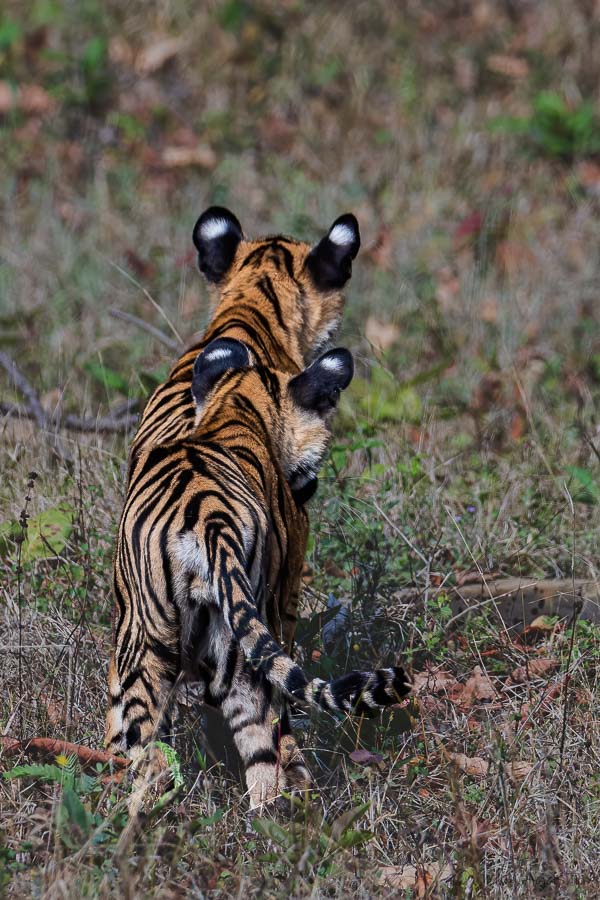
[
  {"xmin": 328, "ymin": 223, "xmax": 355, "ymax": 246},
  {"xmin": 200, "ymin": 218, "xmax": 231, "ymax": 240},
  {"xmin": 319, "ymin": 355, "xmax": 343, "ymax": 372}
]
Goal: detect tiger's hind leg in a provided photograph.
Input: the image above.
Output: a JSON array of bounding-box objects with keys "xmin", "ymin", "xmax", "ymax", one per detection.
[
  {"xmin": 106, "ymin": 640, "xmax": 179, "ymax": 812},
  {"xmin": 218, "ymin": 659, "xmax": 311, "ymax": 807}
]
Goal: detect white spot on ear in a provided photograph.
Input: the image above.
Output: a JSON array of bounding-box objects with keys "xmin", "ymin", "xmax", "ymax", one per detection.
[
  {"xmin": 204, "ymin": 347, "xmax": 232, "ymax": 362},
  {"xmin": 200, "ymin": 217, "xmax": 231, "ymax": 241},
  {"xmin": 328, "ymin": 223, "xmax": 356, "ymax": 246},
  {"xmin": 319, "ymin": 355, "xmax": 343, "ymax": 372}
]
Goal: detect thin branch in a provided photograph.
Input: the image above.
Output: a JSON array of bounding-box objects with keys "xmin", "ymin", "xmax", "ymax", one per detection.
[
  {"xmin": 0, "ymin": 351, "xmax": 48, "ymax": 430},
  {"xmin": 0, "ymin": 352, "xmax": 72, "ymax": 463},
  {"xmin": 108, "ymin": 260, "xmax": 184, "ymax": 345},
  {"xmin": 0, "ymin": 401, "xmax": 139, "ymax": 434},
  {"xmin": 109, "ymin": 307, "xmax": 180, "ymax": 352}
]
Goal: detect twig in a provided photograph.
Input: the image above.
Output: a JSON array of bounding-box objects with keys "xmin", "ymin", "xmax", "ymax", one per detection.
[
  {"xmin": 0, "ymin": 352, "xmax": 72, "ymax": 462},
  {"xmin": 108, "ymin": 260, "xmax": 184, "ymax": 346},
  {"xmin": 109, "ymin": 307, "xmax": 180, "ymax": 352},
  {"xmin": 0, "ymin": 735, "xmax": 129, "ymax": 770},
  {"xmin": 0, "ymin": 401, "xmax": 139, "ymax": 434},
  {"xmin": 0, "ymin": 351, "xmax": 48, "ymax": 430}
]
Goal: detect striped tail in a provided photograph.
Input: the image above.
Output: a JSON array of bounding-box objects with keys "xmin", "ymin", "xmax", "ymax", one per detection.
[{"xmin": 215, "ymin": 550, "xmax": 411, "ymax": 715}]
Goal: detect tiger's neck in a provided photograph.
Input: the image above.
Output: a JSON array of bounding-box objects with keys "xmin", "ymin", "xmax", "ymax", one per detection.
[{"xmin": 202, "ymin": 269, "xmax": 308, "ymax": 373}]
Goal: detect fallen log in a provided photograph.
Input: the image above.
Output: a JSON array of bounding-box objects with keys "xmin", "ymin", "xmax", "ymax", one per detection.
[{"xmin": 0, "ymin": 736, "xmax": 129, "ymax": 770}]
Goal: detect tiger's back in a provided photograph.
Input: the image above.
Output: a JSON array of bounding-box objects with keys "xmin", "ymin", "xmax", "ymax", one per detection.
[{"xmin": 107, "ymin": 343, "xmax": 410, "ymax": 807}]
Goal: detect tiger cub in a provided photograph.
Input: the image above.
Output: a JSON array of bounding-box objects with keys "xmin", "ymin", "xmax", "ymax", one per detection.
[
  {"xmin": 128, "ymin": 208, "xmax": 363, "ymax": 659},
  {"xmin": 106, "ymin": 337, "xmax": 411, "ymax": 807}
]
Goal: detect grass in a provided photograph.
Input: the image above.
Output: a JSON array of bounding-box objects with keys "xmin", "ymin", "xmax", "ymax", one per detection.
[{"xmin": 1, "ymin": 1, "xmax": 600, "ymax": 896}]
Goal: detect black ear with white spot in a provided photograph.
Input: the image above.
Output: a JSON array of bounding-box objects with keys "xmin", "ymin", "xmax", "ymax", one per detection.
[
  {"xmin": 306, "ymin": 214, "xmax": 360, "ymax": 290},
  {"xmin": 192, "ymin": 206, "xmax": 243, "ymax": 283},
  {"xmin": 289, "ymin": 348, "xmax": 354, "ymax": 415},
  {"xmin": 191, "ymin": 338, "xmax": 251, "ymax": 405}
]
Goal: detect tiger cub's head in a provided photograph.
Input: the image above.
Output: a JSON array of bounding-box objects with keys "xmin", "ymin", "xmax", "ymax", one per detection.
[
  {"xmin": 192, "ymin": 206, "xmax": 360, "ymax": 364},
  {"xmin": 191, "ymin": 339, "xmax": 353, "ymax": 503}
]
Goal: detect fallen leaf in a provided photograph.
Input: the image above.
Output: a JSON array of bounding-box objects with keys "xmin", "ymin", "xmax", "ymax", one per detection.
[
  {"xmin": 576, "ymin": 161, "xmax": 600, "ymax": 197},
  {"xmin": 479, "ymin": 296, "xmax": 498, "ymax": 323},
  {"xmin": 511, "ymin": 658, "xmax": 559, "ymax": 683},
  {"xmin": 365, "ymin": 316, "xmax": 400, "ymax": 353},
  {"xmin": 495, "ymin": 240, "xmax": 536, "ymax": 279},
  {"xmin": 454, "ymin": 211, "xmax": 482, "ymax": 246},
  {"xmin": 124, "ymin": 249, "xmax": 156, "ymax": 280},
  {"xmin": 509, "ymin": 410, "xmax": 527, "ymax": 441},
  {"xmin": 508, "ymin": 760, "xmax": 534, "ymax": 781},
  {"xmin": 161, "ymin": 145, "xmax": 217, "ymax": 169},
  {"xmin": 366, "ymin": 226, "xmax": 393, "ymax": 270},
  {"xmin": 413, "ymin": 666, "xmax": 459, "ymax": 697},
  {"xmin": 259, "ymin": 113, "xmax": 297, "ymax": 152},
  {"xmin": 454, "ymin": 812, "xmax": 497, "ymax": 850},
  {"xmin": 378, "ymin": 863, "xmax": 452, "ymax": 890},
  {"xmin": 349, "ymin": 748, "xmax": 385, "ymax": 768},
  {"xmin": 449, "ymin": 753, "xmax": 489, "ymax": 777},
  {"xmin": 486, "ymin": 54, "xmax": 529, "ymax": 79},
  {"xmin": 0, "ymin": 82, "xmax": 55, "ymax": 116},
  {"xmin": 323, "ymin": 558, "xmax": 348, "ymax": 579},
  {"xmin": 136, "ymin": 36, "xmax": 185, "ymax": 75},
  {"xmin": 108, "ymin": 35, "xmax": 134, "ymax": 67},
  {"xmin": 528, "ymin": 615, "xmax": 558, "ymax": 633},
  {"xmin": 458, "ymin": 666, "xmax": 497, "ymax": 706}
]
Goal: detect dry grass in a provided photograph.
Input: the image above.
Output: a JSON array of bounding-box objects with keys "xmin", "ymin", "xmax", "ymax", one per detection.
[{"xmin": 1, "ymin": 1, "xmax": 600, "ymax": 897}]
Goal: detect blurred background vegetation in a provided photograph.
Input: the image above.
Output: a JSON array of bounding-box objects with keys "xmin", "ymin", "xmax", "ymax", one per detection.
[
  {"xmin": 0, "ymin": 0, "xmax": 598, "ymax": 414},
  {"xmin": 1, "ymin": 2, "xmax": 600, "ymax": 895}
]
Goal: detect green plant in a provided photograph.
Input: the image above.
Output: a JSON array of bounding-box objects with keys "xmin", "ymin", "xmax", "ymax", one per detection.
[{"xmin": 491, "ymin": 91, "xmax": 600, "ymax": 161}]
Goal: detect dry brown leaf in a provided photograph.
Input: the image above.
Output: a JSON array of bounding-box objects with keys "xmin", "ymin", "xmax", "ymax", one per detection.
[
  {"xmin": 0, "ymin": 82, "xmax": 55, "ymax": 116},
  {"xmin": 576, "ymin": 161, "xmax": 600, "ymax": 197},
  {"xmin": 454, "ymin": 812, "xmax": 498, "ymax": 850},
  {"xmin": 480, "ymin": 296, "xmax": 498, "ymax": 324},
  {"xmin": 323, "ymin": 558, "xmax": 348, "ymax": 579},
  {"xmin": 366, "ymin": 226, "xmax": 394, "ymax": 270},
  {"xmin": 487, "ymin": 54, "xmax": 529, "ymax": 79},
  {"xmin": 20, "ymin": 85, "xmax": 54, "ymax": 115},
  {"xmin": 509, "ymin": 760, "xmax": 534, "ymax": 781},
  {"xmin": 108, "ymin": 35, "xmax": 134, "ymax": 67},
  {"xmin": 136, "ymin": 36, "xmax": 186, "ymax": 74},
  {"xmin": 413, "ymin": 666, "xmax": 459, "ymax": 696},
  {"xmin": 529, "ymin": 615, "xmax": 557, "ymax": 633},
  {"xmin": 511, "ymin": 658, "xmax": 559, "ymax": 683},
  {"xmin": 458, "ymin": 666, "xmax": 497, "ymax": 705},
  {"xmin": 364, "ymin": 316, "xmax": 400, "ymax": 353},
  {"xmin": 495, "ymin": 240, "xmax": 536, "ymax": 279},
  {"xmin": 161, "ymin": 145, "xmax": 217, "ymax": 170},
  {"xmin": 378, "ymin": 863, "xmax": 452, "ymax": 891},
  {"xmin": 349, "ymin": 748, "xmax": 385, "ymax": 768},
  {"xmin": 449, "ymin": 753, "xmax": 489, "ymax": 777}
]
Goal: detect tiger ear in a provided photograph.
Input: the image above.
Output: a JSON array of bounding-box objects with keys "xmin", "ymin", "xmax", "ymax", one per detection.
[
  {"xmin": 191, "ymin": 338, "xmax": 252, "ymax": 405},
  {"xmin": 192, "ymin": 206, "xmax": 243, "ymax": 283},
  {"xmin": 306, "ymin": 214, "xmax": 360, "ymax": 290},
  {"xmin": 288, "ymin": 348, "xmax": 354, "ymax": 416}
]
